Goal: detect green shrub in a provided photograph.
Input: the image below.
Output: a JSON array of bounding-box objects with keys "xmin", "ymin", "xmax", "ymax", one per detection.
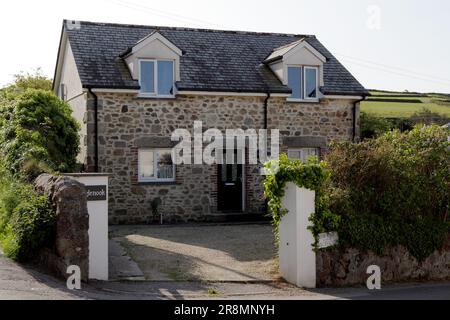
[
  {"xmin": 9, "ymin": 69, "xmax": 53, "ymax": 92},
  {"xmin": 326, "ymin": 124, "xmax": 450, "ymax": 260},
  {"xmin": 327, "ymin": 125, "xmax": 449, "ymax": 221},
  {"xmin": 338, "ymin": 213, "xmax": 397, "ymax": 255},
  {"xmin": 0, "ymin": 179, "xmax": 31, "ymax": 234},
  {"xmin": 0, "ymin": 89, "xmax": 80, "ymax": 181},
  {"xmin": 360, "ymin": 112, "xmax": 392, "ymax": 140},
  {"xmin": 0, "ymin": 171, "xmax": 55, "ymax": 262},
  {"xmin": 264, "ymin": 125, "xmax": 449, "ymax": 260},
  {"xmin": 338, "ymin": 214, "xmax": 448, "ymax": 261},
  {"xmin": 400, "ymin": 216, "xmax": 449, "ymax": 261},
  {"xmin": 3, "ymin": 193, "xmax": 55, "ymax": 262},
  {"xmin": 386, "ymin": 117, "xmax": 414, "ymax": 133}
]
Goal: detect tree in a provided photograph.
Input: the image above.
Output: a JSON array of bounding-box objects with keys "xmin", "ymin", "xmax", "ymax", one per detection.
[
  {"xmin": 0, "ymin": 89, "xmax": 80, "ymax": 181},
  {"xmin": 4, "ymin": 68, "xmax": 52, "ymax": 92}
]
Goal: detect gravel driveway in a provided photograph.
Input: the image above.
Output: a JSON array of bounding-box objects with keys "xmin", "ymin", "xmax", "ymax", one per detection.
[{"xmin": 109, "ymin": 224, "xmax": 278, "ymax": 281}]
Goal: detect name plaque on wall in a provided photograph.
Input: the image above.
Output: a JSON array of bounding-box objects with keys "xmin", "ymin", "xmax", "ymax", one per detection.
[
  {"xmin": 86, "ymin": 185, "xmax": 107, "ymax": 201},
  {"xmin": 317, "ymin": 232, "xmax": 339, "ymax": 249}
]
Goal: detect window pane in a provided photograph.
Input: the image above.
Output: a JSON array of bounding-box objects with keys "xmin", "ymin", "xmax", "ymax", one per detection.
[
  {"xmin": 287, "ymin": 67, "xmax": 302, "ymax": 99},
  {"xmin": 157, "ymin": 61, "xmax": 174, "ymax": 95},
  {"xmin": 139, "ymin": 150, "xmax": 154, "ymax": 178},
  {"xmin": 305, "ymin": 68, "xmax": 317, "ymax": 98},
  {"xmin": 288, "ymin": 148, "xmax": 319, "ymax": 163},
  {"xmin": 288, "ymin": 150, "xmax": 302, "ymax": 160},
  {"xmin": 140, "ymin": 61, "xmax": 155, "ymax": 93},
  {"xmin": 301, "ymin": 148, "xmax": 318, "ymax": 162},
  {"xmin": 157, "ymin": 149, "xmax": 174, "ymax": 179}
]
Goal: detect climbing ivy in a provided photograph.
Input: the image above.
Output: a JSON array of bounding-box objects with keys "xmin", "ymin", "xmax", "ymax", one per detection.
[{"xmin": 264, "ymin": 153, "xmax": 340, "ymax": 246}]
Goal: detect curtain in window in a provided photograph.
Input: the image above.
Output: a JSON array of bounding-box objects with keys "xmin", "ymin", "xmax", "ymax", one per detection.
[{"xmin": 157, "ymin": 150, "xmax": 174, "ymax": 179}]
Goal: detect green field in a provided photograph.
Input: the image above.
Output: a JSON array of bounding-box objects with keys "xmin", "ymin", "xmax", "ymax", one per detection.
[{"xmin": 361, "ymin": 90, "xmax": 450, "ymax": 118}]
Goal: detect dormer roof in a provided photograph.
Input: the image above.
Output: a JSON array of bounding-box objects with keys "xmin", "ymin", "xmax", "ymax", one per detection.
[
  {"xmin": 120, "ymin": 30, "xmax": 183, "ymax": 58},
  {"xmin": 264, "ymin": 39, "xmax": 327, "ymax": 64}
]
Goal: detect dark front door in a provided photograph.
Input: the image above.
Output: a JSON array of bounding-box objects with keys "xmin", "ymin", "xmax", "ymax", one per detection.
[{"xmin": 217, "ymin": 162, "xmax": 243, "ymax": 212}]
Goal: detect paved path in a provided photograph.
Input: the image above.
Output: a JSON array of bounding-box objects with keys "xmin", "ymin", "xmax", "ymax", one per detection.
[
  {"xmin": 1, "ymin": 250, "xmax": 450, "ymax": 300},
  {"xmin": 109, "ymin": 239, "xmax": 145, "ymax": 281}
]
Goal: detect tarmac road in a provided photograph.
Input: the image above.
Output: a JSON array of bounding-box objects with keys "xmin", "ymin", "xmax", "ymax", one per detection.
[{"xmin": 0, "ymin": 251, "xmax": 449, "ymax": 300}]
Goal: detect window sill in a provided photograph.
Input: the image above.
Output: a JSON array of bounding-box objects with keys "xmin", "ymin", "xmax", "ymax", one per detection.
[
  {"xmin": 137, "ymin": 93, "xmax": 176, "ymax": 99},
  {"xmin": 137, "ymin": 181, "xmax": 178, "ymax": 185},
  {"xmin": 286, "ymin": 98, "xmax": 320, "ymax": 103}
]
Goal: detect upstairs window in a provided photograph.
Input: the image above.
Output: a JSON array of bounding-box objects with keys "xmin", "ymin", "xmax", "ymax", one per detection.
[
  {"xmin": 139, "ymin": 60, "xmax": 174, "ymax": 97},
  {"xmin": 287, "ymin": 66, "xmax": 319, "ymax": 100}
]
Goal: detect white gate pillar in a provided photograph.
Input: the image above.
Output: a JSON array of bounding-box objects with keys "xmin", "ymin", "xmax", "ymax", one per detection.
[
  {"xmin": 279, "ymin": 182, "xmax": 316, "ymax": 288},
  {"xmin": 65, "ymin": 173, "xmax": 109, "ymax": 281}
]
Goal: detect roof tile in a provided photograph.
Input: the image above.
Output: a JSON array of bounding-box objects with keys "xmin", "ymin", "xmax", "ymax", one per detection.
[{"xmin": 65, "ymin": 20, "xmax": 367, "ymax": 95}]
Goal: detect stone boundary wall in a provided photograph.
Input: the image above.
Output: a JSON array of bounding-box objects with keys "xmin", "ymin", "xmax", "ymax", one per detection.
[
  {"xmin": 316, "ymin": 235, "xmax": 450, "ymax": 287},
  {"xmin": 34, "ymin": 174, "xmax": 89, "ymax": 281}
]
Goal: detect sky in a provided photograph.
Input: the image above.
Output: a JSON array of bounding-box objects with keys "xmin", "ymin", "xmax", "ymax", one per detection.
[{"xmin": 0, "ymin": 0, "xmax": 449, "ymax": 93}]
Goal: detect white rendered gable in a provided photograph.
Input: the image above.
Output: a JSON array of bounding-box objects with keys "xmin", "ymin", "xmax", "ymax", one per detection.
[
  {"xmin": 266, "ymin": 39, "xmax": 326, "ymax": 88},
  {"xmin": 124, "ymin": 32, "xmax": 182, "ymax": 82}
]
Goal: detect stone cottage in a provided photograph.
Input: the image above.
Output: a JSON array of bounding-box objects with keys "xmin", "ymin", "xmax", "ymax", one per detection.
[{"xmin": 53, "ymin": 20, "xmax": 368, "ymax": 224}]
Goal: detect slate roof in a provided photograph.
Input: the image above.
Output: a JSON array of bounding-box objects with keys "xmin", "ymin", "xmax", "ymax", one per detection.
[{"xmin": 62, "ymin": 20, "xmax": 368, "ymax": 96}]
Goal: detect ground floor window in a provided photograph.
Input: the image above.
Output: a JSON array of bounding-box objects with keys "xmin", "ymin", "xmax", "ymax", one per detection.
[
  {"xmin": 287, "ymin": 148, "xmax": 319, "ymax": 163},
  {"xmin": 138, "ymin": 148, "xmax": 175, "ymax": 182}
]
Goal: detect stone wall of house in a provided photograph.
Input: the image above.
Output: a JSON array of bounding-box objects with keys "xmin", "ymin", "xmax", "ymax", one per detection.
[
  {"xmin": 84, "ymin": 93, "xmax": 357, "ymax": 224},
  {"xmin": 316, "ymin": 235, "xmax": 450, "ymax": 287},
  {"xmin": 269, "ymin": 97, "xmax": 359, "ymax": 144}
]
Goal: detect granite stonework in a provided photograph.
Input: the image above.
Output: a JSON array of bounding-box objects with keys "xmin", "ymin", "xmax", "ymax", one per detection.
[
  {"xmin": 82, "ymin": 93, "xmax": 358, "ymax": 224},
  {"xmin": 34, "ymin": 174, "xmax": 89, "ymax": 281},
  {"xmin": 316, "ymin": 236, "xmax": 450, "ymax": 287}
]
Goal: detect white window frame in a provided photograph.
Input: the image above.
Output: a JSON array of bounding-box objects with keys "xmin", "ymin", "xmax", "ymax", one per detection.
[
  {"xmin": 287, "ymin": 148, "xmax": 319, "ymax": 163},
  {"xmin": 303, "ymin": 66, "xmax": 319, "ymax": 101},
  {"xmin": 138, "ymin": 59, "xmax": 175, "ymax": 98},
  {"xmin": 286, "ymin": 65, "xmax": 319, "ymax": 102},
  {"xmin": 138, "ymin": 148, "xmax": 176, "ymax": 183}
]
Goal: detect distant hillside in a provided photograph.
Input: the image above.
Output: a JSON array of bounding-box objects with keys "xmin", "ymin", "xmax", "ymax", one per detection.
[{"xmin": 361, "ymin": 90, "xmax": 450, "ymax": 118}]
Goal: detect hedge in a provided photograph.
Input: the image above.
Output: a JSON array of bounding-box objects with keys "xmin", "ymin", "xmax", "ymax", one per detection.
[
  {"xmin": 0, "ymin": 172, "xmax": 55, "ymax": 262},
  {"xmin": 264, "ymin": 125, "xmax": 450, "ymax": 261}
]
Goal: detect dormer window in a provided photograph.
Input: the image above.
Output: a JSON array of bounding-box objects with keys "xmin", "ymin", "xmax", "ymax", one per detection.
[
  {"xmin": 287, "ymin": 66, "xmax": 318, "ymax": 101},
  {"xmin": 139, "ymin": 59, "xmax": 174, "ymax": 97}
]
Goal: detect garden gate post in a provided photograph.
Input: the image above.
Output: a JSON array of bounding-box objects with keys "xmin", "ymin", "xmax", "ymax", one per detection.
[
  {"xmin": 279, "ymin": 182, "xmax": 316, "ymax": 288},
  {"xmin": 65, "ymin": 173, "xmax": 109, "ymax": 281}
]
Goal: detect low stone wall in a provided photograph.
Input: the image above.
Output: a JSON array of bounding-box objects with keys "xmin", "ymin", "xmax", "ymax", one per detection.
[
  {"xmin": 316, "ymin": 236, "xmax": 450, "ymax": 287},
  {"xmin": 34, "ymin": 174, "xmax": 89, "ymax": 281}
]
